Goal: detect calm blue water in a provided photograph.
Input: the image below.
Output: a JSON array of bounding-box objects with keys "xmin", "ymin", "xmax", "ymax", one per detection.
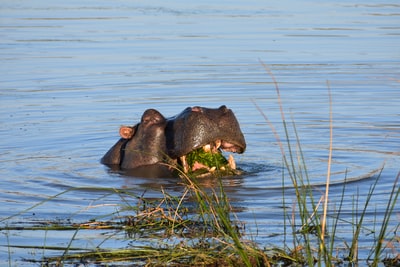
[{"xmin": 1, "ymin": 1, "xmax": 399, "ymax": 265}]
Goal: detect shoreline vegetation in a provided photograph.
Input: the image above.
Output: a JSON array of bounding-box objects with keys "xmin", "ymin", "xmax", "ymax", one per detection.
[
  {"xmin": 2, "ymin": 165, "xmax": 399, "ymax": 266},
  {"xmin": 2, "ymin": 70, "xmax": 399, "ymax": 266}
]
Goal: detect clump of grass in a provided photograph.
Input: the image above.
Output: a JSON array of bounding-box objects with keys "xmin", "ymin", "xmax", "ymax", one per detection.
[
  {"xmin": 2, "ymin": 174, "xmax": 281, "ymax": 266},
  {"xmin": 177, "ymin": 146, "xmax": 241, "ymax": 178},
  {"xmin": 178, "ymin": 170, "xmax": 270, "ymax": 267},
  {"xmin": 186, "ymin": 147, "xmax": 228, "ymax": 169}
]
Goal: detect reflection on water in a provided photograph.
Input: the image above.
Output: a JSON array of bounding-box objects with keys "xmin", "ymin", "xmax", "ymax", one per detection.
[{"xmin": 1, "ymin": 0, "xmax": 399, "ymax": 265}]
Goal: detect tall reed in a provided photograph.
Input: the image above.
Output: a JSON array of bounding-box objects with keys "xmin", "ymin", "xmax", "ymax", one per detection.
[
  {"xmin": 255, "ymin": 61, "xmax": 330, "ymax": 265},
  {"xmin": 370, "ymin": 171, "xmax": 400, "ymax": 265}
]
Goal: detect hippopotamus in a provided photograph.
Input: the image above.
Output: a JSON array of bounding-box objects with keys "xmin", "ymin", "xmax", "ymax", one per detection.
[{"xmin": 101, "ymin": 105, "xmax": 246, "ymax": 178}]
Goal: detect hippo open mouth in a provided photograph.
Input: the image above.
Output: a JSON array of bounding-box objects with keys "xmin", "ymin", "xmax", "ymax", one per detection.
[
  {"xmin": 178, "ymin": 140, "xmax": 240, "ymax": 177},
  {"xmin": 101, "ymin": 105, "xmax": 246, "ymax": 178}
]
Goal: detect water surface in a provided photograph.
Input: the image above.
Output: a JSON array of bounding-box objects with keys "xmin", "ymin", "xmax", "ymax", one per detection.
[{"xmin": 1, "ymin": 0, "xmax": 399, "ymax": 265}]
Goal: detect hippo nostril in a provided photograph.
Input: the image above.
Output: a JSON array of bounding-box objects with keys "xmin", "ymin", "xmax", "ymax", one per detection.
[{"xmin": 191, "ymin": 106, "xmax": 202, "ymax": 113}]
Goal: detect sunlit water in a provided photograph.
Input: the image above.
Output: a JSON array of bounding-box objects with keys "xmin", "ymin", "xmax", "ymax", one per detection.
[{"xmin": 1, "ymin": 1, "xmax": 399, "ymax": 265}]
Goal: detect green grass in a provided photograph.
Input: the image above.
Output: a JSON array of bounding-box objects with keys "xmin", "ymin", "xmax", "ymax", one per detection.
[
  {"xmin": 2, "ymin": 182, "xmax": 274, "ymax": 266},
  {"xmin": 2, "ymin": 159, "xmax": 399, "ymax": 266}
]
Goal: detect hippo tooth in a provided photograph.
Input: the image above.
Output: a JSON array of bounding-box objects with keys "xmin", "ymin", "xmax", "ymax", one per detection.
[
  {"xmin": 209, "ymin": 166, "xmax": 216, "ymax": 172},
  {"xmin": 228, "ymin": 154, "xmax": 236, "ymax": 170},
  {"xmin": 180, "ymin": 155, "xmax": 189, "ymax": 173},
  {"xmin": 203, "ymin": 140, "xmax": 222, "ymax": 153},
  {"xmin": 203, "ymin": 144, "xmax": 211, "ymax": 152},
  {"xmin": 215, "ymin": 140, "xmax": 221, "ymax": 150}
]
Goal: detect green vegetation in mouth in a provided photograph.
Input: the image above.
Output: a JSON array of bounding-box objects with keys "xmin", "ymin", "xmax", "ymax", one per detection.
[
  {"xmin": 182, "ymin": 147, "xmax": 242, "ymax": 177},
  {"xmin": 186, "ymin": 147, "xmax": 228, "ymax": 170}
]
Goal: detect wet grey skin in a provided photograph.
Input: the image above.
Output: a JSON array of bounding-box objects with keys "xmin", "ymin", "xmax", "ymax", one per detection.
[{"xmin": 101, "ymin": 105, "xmax": 246, "ymax": 177}]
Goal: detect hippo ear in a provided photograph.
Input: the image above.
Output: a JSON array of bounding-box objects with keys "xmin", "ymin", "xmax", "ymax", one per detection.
[
  {"xmin": 219, "ymin": 105, "xmax": 228, "ymax": 113},
  {"xmin": 119, "ymin": 125, "xmax": 135, "ymax": 139}
]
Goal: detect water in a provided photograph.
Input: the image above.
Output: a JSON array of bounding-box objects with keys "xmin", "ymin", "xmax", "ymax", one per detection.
[{"xmin": 1, "ymin": 1, "xmax": 399, "ymax": 265}]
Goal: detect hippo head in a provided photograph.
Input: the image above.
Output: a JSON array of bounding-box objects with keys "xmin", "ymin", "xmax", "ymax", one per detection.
[{"xmin": 165, "ymin": 105, "xmax": 246, "ymax": 175}]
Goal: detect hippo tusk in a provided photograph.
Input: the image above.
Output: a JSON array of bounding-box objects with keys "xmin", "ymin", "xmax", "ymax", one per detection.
[
  {"xmin": 180, "ymin": 155, "xmax": 189, "ymax": 173},
  {"xmin": 214, "ymin": 140, "xmax": 221, "ymax": 152},
  {"xmin": 228, "ymin": 154, "xmax": 236, "ymax": 170}
]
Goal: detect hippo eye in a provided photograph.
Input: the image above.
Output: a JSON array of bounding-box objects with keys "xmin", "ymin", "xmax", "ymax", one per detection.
[
  {"xmin": 144, "ymin": 115, "xmax": 163, "ymax": 125},
  {"xmin": 143, "ymin": 117, "xmax": 154, "ymax": 124}
]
